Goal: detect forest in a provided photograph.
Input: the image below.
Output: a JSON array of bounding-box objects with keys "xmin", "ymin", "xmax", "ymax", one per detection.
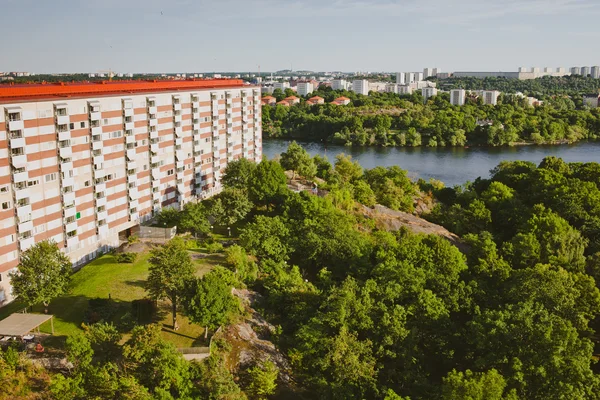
[
  {"xmin": 3, "ymin": 143, "xmax": 600, "ymax": 399},
  {"xmin": 262, "ymin": 84, "xmax": 600, "ymax": 147}
]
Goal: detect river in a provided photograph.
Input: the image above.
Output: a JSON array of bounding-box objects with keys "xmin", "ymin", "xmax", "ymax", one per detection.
[{"xmin": 262, "ymin": 140, "xmax": 600, "ymax": 187}]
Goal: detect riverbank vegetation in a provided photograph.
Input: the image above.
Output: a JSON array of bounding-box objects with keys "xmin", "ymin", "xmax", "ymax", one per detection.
[
  {"xmin": 4, "ymin": 144, "xmax": 600, "ymax": 399},
  {"xmin": 263, "ymin": 86, "xmax": 600, "ymax": 147}
]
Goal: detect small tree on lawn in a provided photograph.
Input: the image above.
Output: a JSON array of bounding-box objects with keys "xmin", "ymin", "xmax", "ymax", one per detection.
[
  {"xmin": 9, "ymin": 240, "xmax": 71, "ymax": 313},
  {"xmin": 146, "ymin": 237, "xmax": 194, "ymax": 331},
  {"xmin": 280, "ymin": 141, "xmax": 316, "ymax": 179},
  {"xmin": 179, "ymin": 202, "xmax": 211, "ymax": 238},
  {"xmin": 183, "ymin": 268, "xmax": 240, "ymax": 339},
  {"xmin": 246, "ymin": 360, "xmax": 279, "ymax": 399}
]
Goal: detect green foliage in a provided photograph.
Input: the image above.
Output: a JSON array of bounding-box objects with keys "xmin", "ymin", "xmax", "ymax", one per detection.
[
  {"xmin": 245, "ymin": 360, "xmax": 279, "ymax": 399},
  {"xmin": 215, "ymin": 188, "xmax": 253, "ymax": 226},
  {"xmin": 225, "ymin": 245, "xmax": 258, "ymax": 283},
  {"xmin": 249, "ymin": 159, "xmax": 287, "ymax": 205},
  {"xmin": 206, "ymin": 241, "xmax": 225, "ymax": 254},
  {"xmin": 240, "ymin": 215, "xmax": 292, "ymax": 262},
  {"xmin": 334, "ymin": 153, "xmax": 363, "ymax": 183},
  {"xmin": 222, "ymin": 157, "xmax": 258, "ymax": 190},
  {"xmin": 179, "ymin": 201, "xmax": 211, "ymax": 237},
  {"xmin": 352, "ymin": 180, "xmax": 377, "ymax": 207},
  {"xmin": 280, "ymin": 140, "xmax": 317, "ymax": 179},
  {"xmin": 146, "ymin": 237, "xmax": 194, "ymax": 330},
  {"xmin": 364, "ymin": 166, "xmax": 416, "ymax": 212},
  {"xmin": 183, "ymin": 269, "xmax": 241, "ymax": 333},
  {"xmin": 442, "ymin": 369, "xmax": 517, "ymax": 400},
  {"xmin": 127, "ymin": 235, "xmax": 139, "ymax": 244},
  {"xmin": 191, "ymin": 353, "xmax": 246, "ymax": 399},
  {"xmin": 9, "ymin": 240, "xmax": 72, "ymax": 310},
  {"xmin": 156, "ymin": 207, "xmax": 180, "ymax": 227},
  {"xmin": 116, "ymin": 252, "xmax": 137, "ymax": 263}
]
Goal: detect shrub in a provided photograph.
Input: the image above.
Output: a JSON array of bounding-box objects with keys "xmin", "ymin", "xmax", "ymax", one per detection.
[
  {"xmin": 116, "ymin": 252, "xmax": 137, "ymax": 263},
  {"xmin": 131, "ymin": 299, "xmax": 156, "ymax": 325},
  {"xmin": 127, "ymin": 235, "xmax": 139, "ymax": 244},
  {"xmin": 206, "ymin": 242, "xmax": 224, "ymax": 254},
  {"xmin": 84, "ymin": 298, "xmax": 118, "ymax": 324}
]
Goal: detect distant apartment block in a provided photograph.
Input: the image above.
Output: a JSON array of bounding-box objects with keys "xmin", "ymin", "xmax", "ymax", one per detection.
[
  {"xmin": 422, "ymin": 87, "xmax": 438, "ymax": 102},
  {"xmin": 332, "ymin": 79, "xmax": 348, "ymax": 91},
  {"xmin": 396, "ymin": 73, "xmax": 405, "ymax": 85},
  {"xmin": 0, "ymin": 79, "xmax": 262, "ymax": 306},
  {"xmin": 591, "ymin": 66, "xmax": 600, "ymax": 79},
  {"xmin": 483, "ymin": 90, "xmax": 501, "ymax": 105},
  {"xmin": 581, "ymin": 66, "xmax": 591, "ymax": 77},
  {"xmin": 397, "ymin": 85, "xmax": 413, "ymax": 95},
  {"xmin": 274, "ymin": 82, "xmax": 290, "ymax": 91},
  {"xmin": 297, "ymin": 82, "xmax": 314, "ymax": 96},
  {"xmin": 450, "ymin": 89, "xmax": 466, "ymax": 106},
  {"xmin": 351, "ymin": 80, "xmax": 369, "ymax": 95},
  {"xmin": 404, "ymin": 73, "xmax": 416, "ymax": 83},
  {"xmin": 571, "ymin": 67, "xmax": 581, "ymax": 75},
  {"xmin": 423, "ymin": 68, "xmax": 434, "ymax": 78}
]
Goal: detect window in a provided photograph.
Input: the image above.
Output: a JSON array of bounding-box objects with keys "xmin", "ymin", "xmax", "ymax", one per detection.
[
  {"xmin": 111, "ymin": 131, "xmax": 122, "ymax": 138},
  {"xmin": 97, "ymin": 205, "xmax": 106, "ymax": 212},
  {"xmin": 103, "ymin": 118, "xmax": 108, "ymax": 125},
  {"xmin": 125, "ymin": 116, "xmax": 132, "ymax": 123},
  {"xmin": 205, "ymin": 137, "xmax": 211, "ymax": 143},
  {"xmin": 69, "ymin": 123, "xmax": 74, "ymax": 130},
  {"xmin": 9, "ymin": 130, "xmax": 22, "ymax": 139},
  {"xmin": 11, "ymin": 147, "xmax": 24, "ymax": 156},
  {"xmin": 81, "ymin": 122, "xmax": 86, "ymax": 128},
  {"xmin": 2, "ymin": 201, "xmax": 10, "ymax": 210},
  {"xmin": 8, "ymin": 112, "xmax": 21, "ymax": 121},
  {"xmin": 143, "ymin": 164, "xmax": 148, "ymax": 170},
  {"xmin": 45, "ymin": 173, "xmax": 58, "ymax": 183},
  {"xmin": 167, "ymin": 169, "xmax": 174, "ymax": 176},
  {"xmin": 27, "ymin": 179, "xmax": 39, "ymax": 187},
  {"xmin": 57, "ymin": 124, "xmax": 68, "ymax": 132},
  {"xmin": 0, "ymin": 186, "xmax": 8, "ymax": 193},
  {"xmin": 85, "ymin": 180, "xmax": 91, "ymax": 187}
]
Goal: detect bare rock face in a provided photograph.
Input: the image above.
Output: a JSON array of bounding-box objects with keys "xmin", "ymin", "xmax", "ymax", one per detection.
[
  {"xmin": 362, "ymin": 204, "xmax": 465, "ymax": 250},
  {"xmin": 223, "ymin": 289, "xmax": 292, "ymax": 384}
]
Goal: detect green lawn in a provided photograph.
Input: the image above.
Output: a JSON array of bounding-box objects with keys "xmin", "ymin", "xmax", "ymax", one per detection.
[{"xmin": 0, "ymin": 245, "xmax": 226, "ymax": 349}]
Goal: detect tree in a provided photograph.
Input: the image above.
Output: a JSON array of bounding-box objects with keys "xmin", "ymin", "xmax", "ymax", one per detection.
[
  {"xmin": 156, "ymin": 207, "xmax": 180, "ymax": 227},
  {"xmin": 183, "ymin": 268, "xmax": 240, "ymax": 338},
  {"xmin": 9, "ymin": 240, "xmax": 71, "ymax": 313},
  {"xmin": 146, "ymin": 237, "xmax": 194, "ymax": 330},
  {"xmin": 334, "ymin": 154, "xmax": 363, "ymax": 183},
  {"xmin": 178, "ymin": 201, "xmax": 211, "ymax": 238},
  {"xmin": 248, "ymin": 160, "xmax": 288, "ymax": 205},
  {"xmin": 280, "ymin": 141, "xmax": 317, "ymax": 179},
  {"xmin": 239, "ymin": 216, "xmax": 292, "ymax": 262},
  {"xmin": 442, "ymin": 369, "xmax": 518, "ymax": 400},
  {"xmin": 246, "ymin": 360, "xmax": 279, "ymax": 399},
  {"xmin": 222, "ymin": 158, "xmax": 257, "ymax": 190},
  {"xmin": 216, "ymin": 188, "xmax": 253, "ymax": 226}
]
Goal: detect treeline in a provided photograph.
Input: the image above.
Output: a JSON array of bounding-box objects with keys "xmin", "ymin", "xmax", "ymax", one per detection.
[
  {"xmin": 263, "ymin": 87, "xmax": 600, "ymax": 147},
  {"xmin": 433, "ymin": 75, "xmax": 600, "ymax": 98}
]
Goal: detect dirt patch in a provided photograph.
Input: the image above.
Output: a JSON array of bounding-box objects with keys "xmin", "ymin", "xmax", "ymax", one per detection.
[{"xmin": 120, "ymin": 242, "xmax": 152, "ymax": 254}]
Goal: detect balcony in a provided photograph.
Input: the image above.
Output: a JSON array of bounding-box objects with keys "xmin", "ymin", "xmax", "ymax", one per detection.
[
  {"xmin": 174, "ymin": 114, "xmax": 182, "ymax": 123},
  {"xmin": 64, "ymin": 206, "xmax": 77, "ymax": 219},
  {"xmin": 125, "ymin": 134, "xmax": 135, "ymax": 144},
  {"xmin": 93, "ymin": 154, "xmax": 104, "ymax": 164},
  {"xmin": 125, "ymin": 121, "xmax": 134, "ymax": 131},
  {"xmin": 19, "ymin": 236, "xmax": 35, "ymax": 252},
  {"xmin": 128, "ymin": 187, "xmax": 138, "ymax": 198},
  {"xmin": 16, "ymin": 204, "xmax": 32, "ymax": 219},
  {"xmin": 174, "ymin": 126, "xmax": 183, "ymax": 136},
  {"xmin": 129, "ymin": 211, "xmax": 139, "ymax": 221},
  {"xmin": 18, "ymin": 219, "xmax": 34, "ymax": 233},
  {"xmin": 124, "ymin": 108, "xmax": 134, "ymax": 117},
  {"xmin": 127, "ymin": 173, "xmax": 137, "ymax": 184},
  {"xmin": 173, "ymin": 103, "xmax": 182, "ymax": 111},
  {"xmin": 66, "ymin": 235, "xmax": 78, "ymax": 249},
  {"xmin": 59, "ymin": 146, "xmax": 72, "ymax": 159},
  {"xmin": 63, "ymin": 191, "xmax": 76, "ymax": 205},
  {"xmin": 62, "ymin": 176, "xmax": 75, "ymax": 188},
  {"xmin": 150, "ymin": 130, "xmax": 158, "ymax": 139},
  {"xmin": 126, "ymin": 148, "xmax": 136, "ymax": 160},
  {"xmin": 151, "ymin": 142, "xmax": 161, "ymax": 152},
  {"xmin": 95, "ymin": 181, "xmax": 106, "ymax": 192},
  {"xmin": 175, "ymin": 137, "xmax": 183, "ymax": 146},
  {"xmin": 10, "ymin": 136, "xmax": 26, "ymax": 149},
  {"xmin": 8, "ymin": 119, "xmax": 24, "ymax": 131},
  {"xmin": 56, "ymin": 114, "xmax": 70, "ymax": 126},
  {"xmin": 96, "ymin": 195, "xmax": 107, "ymax": 208},
  {"xmin": 151, "ymin": 169, "xmax": 163, "ymax": 180},
  {"xmin": 91, "ymin": 126, "xmax": 102, "ymax": 136},
  {"xmin": 11, "ymin": 154, "xmax": 27, "ymax": 168},
  {"xmin": 90, "ymin": 111, "xmax": 101, "ymax": 121},
  {"xmin": 96, "ymin": 210, "xmax": 108, "ymax": 221},
  {"xmin": 97, "ymin": 224, "xmax": 109, "ymax": 237},
  {"xmin": 65, "ymin": 221, "xmax": 78, "ymax": 234},
  {"xmin": 13, "ymin": 170, "xmax": 28, "ymax": 183}
]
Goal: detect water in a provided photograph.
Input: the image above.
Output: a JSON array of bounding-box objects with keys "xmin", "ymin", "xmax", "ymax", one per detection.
[{"xmin": 262, "ymin": 140, "xmax": 600, "ymax": 187}]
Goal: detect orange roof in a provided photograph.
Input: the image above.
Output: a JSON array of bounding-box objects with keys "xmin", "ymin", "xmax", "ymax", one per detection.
[
  {"xmin": 262, "ymin": 95, "xmax": 276, "ymax": 100},
  {"xmin": 0, "ymin": 79, "xmax": 248, "ymax": 103},
  {"xmin": 309, "ymin": 96, "xmax": 324, "ymax": 100},
  {"xmin": 276, "ymin": 100, "xmax": 290, "ymax": 105},
  {"xmin": 284, "ymin": 96, "xmax": 299, "ymax": 100},
  {"xmin": 335, "ymin": 96, "xmax": 350, "ymax": 101}
]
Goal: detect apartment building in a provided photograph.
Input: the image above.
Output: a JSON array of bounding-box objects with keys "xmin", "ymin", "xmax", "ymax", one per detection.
[
  {"xmin": 450, "ymin": 89, "xmax": 466, "ymax": 106},
  {"xmin": 0, "ymin": 79, "xmax": 262, "ymax": 306},
  {"xmin": 483, "ymin": 90, "xmax": 501, "ymax": 105},
  {"xmin": 297, "ymin": 82, "xmax": 314, "ymax": 96},
  {"xmin": 273, "ymin": 82, "xmax": 290, "ymax": 92},
  {"xmin": 351, "ymin": 80, "xmax": 369, "ymax": 95},
  {"xmin": 591, "ymin": 66, "xmax": 600, "ymax": 79},
  {"xmin": 422, "ymin": 87, "xmax": 438, "ymax": 102}
]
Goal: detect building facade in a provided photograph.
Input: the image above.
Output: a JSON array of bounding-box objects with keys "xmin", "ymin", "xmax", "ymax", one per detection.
[
  {"xmin": 591, "ymin": 66, "xmax": 600, "ymax": 79},
  {"xmin": 422, "ymin": 87, "xmax": 438, "ymax": 102},
  {"xmin": 351, "ymin": 80, "xmax": 369, "ymax": 95},
  {"xmin": 482, "ymin": 90, "xmax": 501, "ymax": 105},
  {"xmin": 0, "ymin": 79, "xmax": 262, "ymax": 306},
  {"xmin": 450, "ymin": 89, "xmax": 466, "ymax": 106},
  {"xmin": 332, "ymin": 79, "xmax": 347, "ymax": 91},
  {"xmin": 297, "ymin": 82, "xmax": 314, "ymax": 96},
  {"xmin": 273, "ymin": 82, "xmax": 290, "ymax": 92}
]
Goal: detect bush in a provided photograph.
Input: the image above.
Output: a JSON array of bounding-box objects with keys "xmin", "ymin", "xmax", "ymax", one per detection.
[
  {"xmin": 116, "ymin": 252, "xmax": 137, "ymax": 263},
  {"xmin": 84, "ymin": 298, "xmax": 119, "ymax": 324},
  {"xmin": 206, "ymin": 242, "xmax": 224, "ymax": 254},
  {"xmin": 131, "ymin": 299, "xmax": 156, "ymax": 325},
  {"xmin": 127, "ymin": 235, "xmax": 139, "ymax": 244}
]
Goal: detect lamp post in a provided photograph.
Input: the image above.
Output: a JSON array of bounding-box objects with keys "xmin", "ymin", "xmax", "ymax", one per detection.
[
  {"xmin": 227, "ymin": 226, "xmax": 231, "ymax": 237},
  {"xmin": 164, "ymin": 222, "xmax": 167, "ymax": 240}
]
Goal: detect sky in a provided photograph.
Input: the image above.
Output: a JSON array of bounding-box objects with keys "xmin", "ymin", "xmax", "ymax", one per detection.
[{"xmin": 2, "ymin": 0, "xmax": 600, "ymax": 74}]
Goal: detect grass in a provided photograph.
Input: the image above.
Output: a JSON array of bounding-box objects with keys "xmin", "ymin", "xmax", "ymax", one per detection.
[{"xmin": 0, "ymin": 243, "xmax": 227, "ymax": 349}]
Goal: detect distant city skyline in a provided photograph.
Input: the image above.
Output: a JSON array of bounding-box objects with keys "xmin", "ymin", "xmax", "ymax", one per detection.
[{"xmin": 2, "ymin": 0, "xmax": 600, "ymax": 73}]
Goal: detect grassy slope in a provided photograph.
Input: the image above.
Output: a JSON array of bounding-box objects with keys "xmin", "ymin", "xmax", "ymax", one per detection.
[{"xmin": 0, "ymin": 247, "xmax": 224, "ymax": 348}]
